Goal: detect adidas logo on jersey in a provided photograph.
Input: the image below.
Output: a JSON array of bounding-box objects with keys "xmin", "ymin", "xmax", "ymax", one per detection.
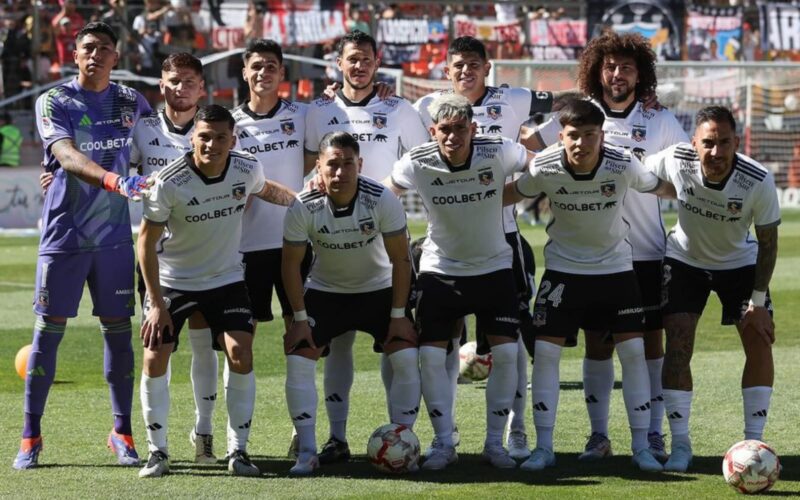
[
  {"xmin": 318, "ymin": 225, "xmax": 331, "ymax": 234},
  {"xmin": 187, "ymin": 197, "xmax": 200, "ymax": 206},
  {"xmin": 556, "ymin": 186, "xmax": 569, "ymax": 195},
  {"xmin": 431, "ymin": 177, "xmax": 444, "ymax": 186},
  {"xmin": 149, "ymin": 138, "xmax": 160, "ymax": 146},
  {"xmin": 328, "ymin": 117, "xmax": 340, "ymax": 125},
  {"xmin": 238, "ymin": 130, "xmax": 250, "ymax": 139}
]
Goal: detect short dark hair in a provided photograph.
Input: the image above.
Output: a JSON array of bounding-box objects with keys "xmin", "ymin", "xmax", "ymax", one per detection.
[
  {"xmin": 447, "ymin": 36, "xmax": 487, "ymax": 61},
  {"xmin": 318, "ymin": 131, "xmax": 360, "ymax": 156},
  {"xmin": 695, "ymin": 105, "xmax": 737, "ymax": 131},
  {"xmin": 162, "ymin": 52, "xmax": 203, "ymax": 76},
  {"xmin": 558, "ymin": 99, "xmax": 605, "ymax": 128},
  {"xmin": 243, "ymin": 38, "xmax": 283, "ymax": 64},
  {"xmin": 194, "ymin": 104, "xmax": 235, "ymax": 130},
  {"xmin": 337, "ymin": 30, "xmax": 377, "ymax": 57},
  {"xmin": 76, "ymin": 22, "xmax": 117, "ymax": 46}
]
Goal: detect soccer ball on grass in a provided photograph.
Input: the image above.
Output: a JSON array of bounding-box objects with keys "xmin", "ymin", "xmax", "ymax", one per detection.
[
  {"xmin": 366, "ymin": 423, "xmax": 420, "ymax": 474},
  {"xmin": 459, "ymin": 341, "xmax": 492, "ymax": 382},
  {"xmin": 722, "ymin": 439, "xmax": 780, "ymax": 494}
]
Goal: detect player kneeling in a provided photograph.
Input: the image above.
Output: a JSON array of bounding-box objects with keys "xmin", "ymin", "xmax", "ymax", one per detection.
[
  {"xmin": 283, "ymin": 132, "xmax": 420, "ymax": 476},
  {"xmin": 137, "ymin": 105, "xmax": 296, "ymax": 478}
]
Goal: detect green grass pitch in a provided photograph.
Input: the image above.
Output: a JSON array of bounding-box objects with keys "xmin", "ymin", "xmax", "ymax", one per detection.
[{"xmin": 1, "ymin": 212, "xmax": 799, "ymax": 498}]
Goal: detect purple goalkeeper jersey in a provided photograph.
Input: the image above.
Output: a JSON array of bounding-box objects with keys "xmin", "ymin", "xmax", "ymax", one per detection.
[{"xmin": 35, "ymin": 79, "xmax": 152, "ymax": 254}]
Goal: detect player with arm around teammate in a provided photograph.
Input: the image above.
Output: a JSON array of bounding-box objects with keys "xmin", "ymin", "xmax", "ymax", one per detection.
[
  {"xmin": 14, "ymin": 21, "xmax": 152, "ymax": 471},
  {"xmin": 646, "ymin": 106, "xmax": 780, "ymax": 472},
  {"xmin": 136, "ymin": 105, "xmax": 296, "ymax": 478},
  {"xmin": 508, "ymin": 99, "xmax": 676, "ymax": 472},
  {"xmin": 389, "ymin": 94, "xmax": 531, "ymax": 470},
  {"xmin": 282, "ymin": 131, "xmax": 420, "ymax": 475},
  {"xmin": 533, "ymin": 31, "xmax": 690, "ymax": 463}
]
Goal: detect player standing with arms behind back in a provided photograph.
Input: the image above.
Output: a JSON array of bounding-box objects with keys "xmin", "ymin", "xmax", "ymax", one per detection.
[
  {"xmin": 14, "ymin": 21, "xmax": 152, "ymax": 470},
  {"xmin": 646, "ymin": 106, "xmax": 779, "ymax": 472}
]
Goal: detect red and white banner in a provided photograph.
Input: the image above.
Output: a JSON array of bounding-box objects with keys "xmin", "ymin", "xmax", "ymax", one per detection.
[
  {"xmin": 210, "ymin": 6, "xmax": 346, "ymax": 49},
  {"xmin": 527, "ymin": 19, "xmax": 587, "ymax": 60},
  {"xmin": 454, "ymin": 16, "xmax": 523, "ymax": 44}
]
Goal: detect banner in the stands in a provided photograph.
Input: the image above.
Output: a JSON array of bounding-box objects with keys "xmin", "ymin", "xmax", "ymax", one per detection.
[
  {"xmin": 758, "ymin": 1, "xmax": 800, "ymax": 59},
  {"xmin": 527, "ymin": 19, "xmax": 587, "ymax": 60},
  {"xmin": 587, "ymin": 0, "xmax": 684, "ymax": 60},
  {"xmin": 686, "ymin": 5, "xmax": 743, "ymax": 61},
  {"xmin": 454, "ymin": 16, "xmax": 523, "ymax": 44}
]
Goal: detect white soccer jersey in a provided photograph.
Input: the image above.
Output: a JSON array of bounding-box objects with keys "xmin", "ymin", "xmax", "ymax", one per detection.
[
  {"xmin": 232, "ymin": 100, "xmax": 307, "ymax": 252},
  {"xmin": 647, "ymin": 143, "xmax": 781, "ymax": 270},
  {"xmin": 415, "ymin": 86, "xmax": 552, "ymax": 233},
  {"xmin": 392, "ymin": 135, "xmax": 527, "ymax": 276},
  {"xmin": 537, "ymin": 99, "xmax": 689, "ymax": 260},
  {"xmin": 130, "ymin": 110, "xmax": 194, "ymax": 175},
  {"xmin": 143, "ymin": 151, "xmax": 266, "ymax": 291},
  {"xmin": 304, "ymin": 89, "xmax": 430, "ymax": 181},
  {"xmin": 283, "ymin": 176, "xmax": 407, "ymax": 293},
  {"xmin": 516, "ymin": 144, "xmax": 661, "ymax": 275}
]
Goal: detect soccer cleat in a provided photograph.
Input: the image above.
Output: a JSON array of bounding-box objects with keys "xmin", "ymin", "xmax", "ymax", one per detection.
[
  {"xmin": 578, "ymin": 432, "xmax": 613, "ymax": 462},
  {"xmin": 481, "ymin": 444, "xmax": 518, "ymax": 469},
  {"xmin": 452, "ymin": 426, "xmax": 461, "ymax": 447},
  {"xmin": 108, "ymin": 430, "xmax": 140, "ymax": 466},
  {"xmin": 138, "ymin": 450, "xmax": 170, "ymax": 478},
  {"xmin": 13, "ymin": 437, "xmax": 43, "ymax": 470},
  {"xmin": 421, "ymin": 442, "xmax": 457, "ymax": 471},
  {"xmin": 664, "ymin": 442, "xmax": 692, "ymax": 472},
  {"xmin": 318, "ymin": 437, "xmax": 351, "ymax": 465},
  {"xmin": 506, "ymin": 430, "xmax": 531, "ymax": 460},
  {"xmin": 289, "ymin": 452, "xmax": 320, "ymax": 476},
  {"xmin": 520, "ymin": 447, "xmax": 556, "ymax": 471},
  {"xmin": 287, "ymin": 434, "xmax": 299, "ymax": 459},
  {"xmin": 228, "ymin": 449, "xmax": 260, "ymax": 477},
  {"xmin": 648, "ymin": 432, "xmax": 669, "ymax": 463},
  {"xmin": 632, "ymin": 448, "xmax": 664, "ymax": 472},
  {"xmin": 424, "ymin": 427, "xmax": 460, "ymax": 459},
  {"xmin": 190, "ymin": 428, "xmax": 217, "ymax": 464}
]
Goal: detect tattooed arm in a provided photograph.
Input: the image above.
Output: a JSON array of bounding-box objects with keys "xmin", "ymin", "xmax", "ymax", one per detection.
[
  {"xmin": 254, "ymin": 179, "xmax": 297, "ymax": 206},
  {"xmin": 741, "ymin": 225, "xmax": 778, "ymax": 344},
  {"xmin": 50, "ymin": 139, "xmax": 111, "ymax": 187}
]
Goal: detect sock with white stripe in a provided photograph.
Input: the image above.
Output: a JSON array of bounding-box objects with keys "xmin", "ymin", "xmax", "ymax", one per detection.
[
  {"xmin": 188, "ymin": 328, "xmax": 217, "ymax": 435},
  {"xmin": 743, "ymin": 386, "xmax": 772, "ymax": 440},
  {"xmin": 485, "ymin": 342, "xmax": 518, "ymax": 446},
  {"xmin": 388, "ymin": 348, "xmax": 421, "ymax": 427},
  {"xmin": 663, "ymin": 389, "xmax": 693, "ymax": 447},
  {"xmin": 286, "ymin": 355, "xmax": 318, "ymax": 454},
  {"xmin": 616, "ymin": 338, "xmax": 650, "ymax": 452},
  {"xmin": 420, "ymin": 346, "xmax": 453, "ymax": 446},
  {"xmin": 583, "ymin": 357, "xmax": 614, "ymax": 436},
  {"xmin": 509, "ymin": 336, "xmax": 529, "ymax": 433},
  {"xmin": 225, "ymin": 370, "xmax": 255, "ymax": 452},
  {"xmin": 141, "ymin": 373, "xmax": 170, "ymax": 454},
  {"xmin": 324, "ymin": 330, "xmax": 355, "ymax": 442},
  {"xmin": 531, "ymin": 340, "xmax": 562, "ymax": 451}
]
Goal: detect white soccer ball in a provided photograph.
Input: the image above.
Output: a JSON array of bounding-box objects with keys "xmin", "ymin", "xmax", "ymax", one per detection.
[
  {"xmin": 722, "ymin": 440, "xmax": 780, "ymax": 494},
  {"xmin": 458, "ymin": 341, "xmax": 492, "ymax": 382},
  {"xmin": 366, "ymin": 423, "xmax": 420, "ymax": 474}
]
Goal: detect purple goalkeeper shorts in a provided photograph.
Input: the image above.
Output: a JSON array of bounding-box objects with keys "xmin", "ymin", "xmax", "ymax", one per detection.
[{"xmin": 33, "ymin": 246, "xmax": 136, "ymax": 318}]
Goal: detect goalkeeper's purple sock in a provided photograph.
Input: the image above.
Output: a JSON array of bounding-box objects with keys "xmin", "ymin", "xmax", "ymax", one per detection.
[
  {"xmin": 102, "ymin": 321, "xmax": 134, "ymax": 435},
  {"xmin": 23, "ymin": 319, "xmax": 65, "ymax": 438}
]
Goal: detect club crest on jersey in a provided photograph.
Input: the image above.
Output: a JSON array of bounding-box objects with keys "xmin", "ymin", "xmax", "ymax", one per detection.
[
  {"xmin": 121, "ymin": 108, "xmax": 135, "ymax": 129},
  {"xmin": 41, "ymin": 116, "xmax": 54, "ymax": 134},
  {"xmin": 600, "ymin": 181, "xmax": 616, "ymax": 197},
  {"xmin": 373, "ymin": 113, "xmax": 387, "ymax": 129},
  {"xmin": 232, "ymin": 183, "xmax": 246, "ymax": 200},
  {"xmin": 532, "ymin": 308, "xmax": 546, "ymax": 327},
  {"xmin": 727, "ymin": 199, "xmax": 743, "ymax": 214},
  {"xmin": 37, "ymin": 289, "xmax": 49, "ymax": 307},
  {"xmin": 631, "ymin": 126, "xmax": 646, "ymax": 142},
  {"xmin": 478, "ymin": 170, "xmax": 494, "ymax": 185},
  {"xmin": 487, "ymin": 105, "xmax": 502, "ymax": 120},
  {"xmin": 280, "ymin": 120, "xmax": 295, "ymax": 135},
  {"xmin": 359, "ymin": 218, "xmax": 376, "ymax": 235}
]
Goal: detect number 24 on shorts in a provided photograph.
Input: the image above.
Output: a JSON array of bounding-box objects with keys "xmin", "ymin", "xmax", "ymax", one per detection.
[{"xmin": 536, "ymin": 280, "xmax": 565, "ymax": 308}]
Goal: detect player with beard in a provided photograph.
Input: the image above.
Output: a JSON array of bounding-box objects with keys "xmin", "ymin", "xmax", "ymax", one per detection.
[
  {"xmin": 302, "ymin": 29, "xmax": 430, "ymax": 465},
  {"xmin": 531, "ymin": 31, "xmax": 689, "ymax": 463}
]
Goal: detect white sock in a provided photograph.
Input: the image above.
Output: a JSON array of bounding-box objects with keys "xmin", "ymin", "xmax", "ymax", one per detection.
[
  {"xmin": 388, "ymin": 348, "xmax": 421, "ymax": 427},
  {"xmin": 616, "ymin": 338, "xmax": 650, "ymax": 452},
  {"xmin": 420, "ymin": 345, "xmax": 453, "ymax": 446},
  {"xmin": 647, "ymin": 357, "xmax": 665, "ymax": 435},
  {"xmin": 485, "ymin": 342, "xmax": 518, "ymax": 446},
  {"xmin": 188, "ymin": 328, "xmax": 217, "ymax": 435},
  {"xmin": 508, "ymin": 336, "xmax": 528, "ymax": 433},
  {"xmin": 531, "ymin": 340, "xmax": 562, "ymax": 451},
  {"xmin": 324, "ymin": 330, "xmax": 355, "ymax": 442},
  {"xmin": 743, "ymin": 386, "xmax": 772, "ymax": 440},
  {"xmin": 286, "ymin": 355, "xmax": 318, "ymax": 454},
  {"xmin": 380, "ymin": 353, "xmax": 393, "ymax": 418},
  {"xmin": 446, "ymin": 337, "xmax": 460, "ymax": 427},
  {"xmin": 583, "ymin": 357, "xmax": 614, "ymax": 436},
  {"xmin": 225, "ymin": 370, "xmax": 255, "ymax": 452},
  {"xmin": 663, "ymin": 389, "xmax": 693, "ymax": 446},
  {"xmin": 141, "ymin": 373, "xmax": 170, "ymax": 454}
]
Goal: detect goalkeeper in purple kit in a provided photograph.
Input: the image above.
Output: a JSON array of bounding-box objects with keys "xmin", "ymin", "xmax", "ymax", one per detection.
[{"xmin": 13, "ymin": 22, "xmax": 152, "ymax": 470}]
